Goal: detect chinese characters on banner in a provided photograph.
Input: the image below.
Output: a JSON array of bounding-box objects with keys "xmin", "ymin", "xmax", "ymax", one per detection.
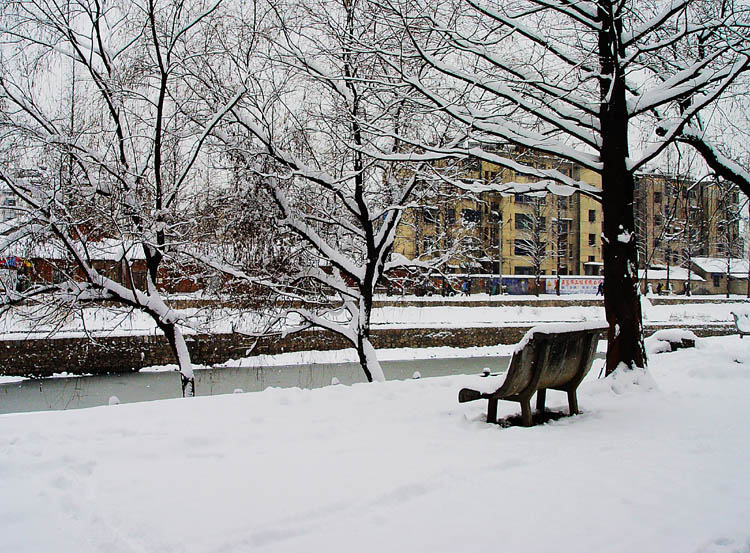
[{"xmin": 545, "ymin": 277, "xmax": 602, "ymax": 295}]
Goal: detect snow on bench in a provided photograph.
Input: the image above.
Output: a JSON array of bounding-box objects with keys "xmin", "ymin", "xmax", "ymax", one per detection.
[{"xmin": 459, "ymin": 322, "xmax": 608, "ymax": 426}]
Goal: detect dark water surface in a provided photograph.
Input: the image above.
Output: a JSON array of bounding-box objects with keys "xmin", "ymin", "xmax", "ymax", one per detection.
[{"xmin": 0, "ymin": 356, "xmax": 513, "ymax": 415}]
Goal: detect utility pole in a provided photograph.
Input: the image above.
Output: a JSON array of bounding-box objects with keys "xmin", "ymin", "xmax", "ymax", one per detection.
[
  {"xmin": 555, "ymin": 196, "xmax": 562, "ymax": 295},
  {"xmin": 497, "ymin": 210, "xmax": 503, "ymax": 277}
]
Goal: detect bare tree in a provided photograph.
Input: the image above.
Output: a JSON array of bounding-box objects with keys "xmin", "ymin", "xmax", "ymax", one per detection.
[
  {"xmin": 513, "ymin": 194, "xmax": 556, "ymax": 296},
  {"xmin": 714, "ymin": 180, "xmax": 745, "ymax": 297},
  {"xmin": 198, "ymin": 0, "xmax": 455, "ymax": 382},
  {"xmin": 382, "ymin": 0, "xmax": 750, "ymax": 374},
  {"xmin": 0, "ymin": 0, "xmax": 239, "ymax": 395}
]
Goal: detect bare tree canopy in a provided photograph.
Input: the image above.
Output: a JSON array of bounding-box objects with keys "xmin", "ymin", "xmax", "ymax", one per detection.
[
  {"xmin": 0, "ymin": 0, "xmax": 241, "ymax": 395},
  {"xmin": 195, "ymin": 0, "xmax": 461, "ymax": 381}
]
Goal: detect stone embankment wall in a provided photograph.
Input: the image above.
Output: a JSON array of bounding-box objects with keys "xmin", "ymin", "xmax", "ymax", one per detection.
[
  {"xmin": 0, "ymin": 323, "xmax": 736, "ymax": 378},
  {"xmin": 164, "ymin": 296, "xmax": 750, "ymax": 310}
]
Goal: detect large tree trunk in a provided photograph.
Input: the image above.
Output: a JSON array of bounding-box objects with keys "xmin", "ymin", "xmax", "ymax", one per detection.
[
  {"xmin": 355, "ymin": 291, "xmax": 385, "ymax": 382},
  {"xmin": 159, "ymin": 321, "xmax": 196, "ymax": 397},
  {"xmin": 599, "ymin": 2, "xmax": 647, "ymax": 376},
  {"xmin": 356, "ymin": 333, "xmax": 385, "ymax": 383}
]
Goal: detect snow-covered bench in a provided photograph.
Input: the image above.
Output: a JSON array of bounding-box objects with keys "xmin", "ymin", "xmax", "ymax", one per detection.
[
  {"xmin": 458, "ymin": 322, "xmax": 608, "ymax": 426},
  {"xmin": 730, "ymin": 312, "xmax": 750, "ymax": 339}
]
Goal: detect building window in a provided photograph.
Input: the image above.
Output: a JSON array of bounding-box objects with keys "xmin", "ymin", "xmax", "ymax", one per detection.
[
  {"xmin": 654, "ymin": 191, "xmax": 662, "ymax": 203},
  {"xmin": 588, "ymin": 255, "xmax": 595, "ymax": 262},
  {"xmin": 713, "ymin": 274, "xmax": 721, "ymax": 288},
  {"xmin": 588, "ymin": 233, "xmax": 596, "ymax": 246},
  {"xmin": 515, "ymin": 213, "xmax": 532, "ymax": 230},
  {"xmin": 514, "ymin": 240, "xmax": 529, "ymax": 255},
  {"xmin": 654, "ymin": 214, "xmax": 663, "ymax": 226},
  {"xmin": 588, "ymin": 209, "xmax": 596, "ymax": 222},
  {"xmin": 461, "ymin": 209, "xmax": 480, "ymax": 224},
  {"xmin": 514, "ymin": 266, "xmax": 534, "ymax": 275},
  {"xmin": 422, "ymin": 207, "xmax": 438, "ymax": 225},
  {"xmin": 445, "ymin": 209, "xmax": 456, "ymax": 226},
  {"xmin": 514, "ymin": 193, "xmax": 532, "ymax": 204}
]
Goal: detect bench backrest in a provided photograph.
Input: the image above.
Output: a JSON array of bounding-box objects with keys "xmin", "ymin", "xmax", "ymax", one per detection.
[{"xmin": 494, "ymin": 326, "xmax": 604, "ymax": 398}]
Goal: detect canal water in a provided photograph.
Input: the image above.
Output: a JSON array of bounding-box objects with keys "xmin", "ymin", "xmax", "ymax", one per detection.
[{"xmin": 0, "ymin": 355, "xmax": 513, "ymax": 415}]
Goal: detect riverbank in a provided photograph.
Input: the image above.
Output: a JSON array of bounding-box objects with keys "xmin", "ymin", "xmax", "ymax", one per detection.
[{"xmin": 0, "ymin": 296, "xmax": 743, "ymax": 377}]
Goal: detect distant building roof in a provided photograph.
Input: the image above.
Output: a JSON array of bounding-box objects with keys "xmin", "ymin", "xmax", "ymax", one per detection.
[
  {"xmin": 692, "ymin": 257, "xmax": 749, "ymax": 277},
  {"xmin": 639, "ymin": 267, "xmax": 704, "ymax": 282}
]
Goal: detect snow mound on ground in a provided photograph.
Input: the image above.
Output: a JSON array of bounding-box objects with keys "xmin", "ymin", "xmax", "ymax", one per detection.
[
  {"xmin": 693, "ymin": 536, "xmax": 750, "ymax": 553},
  {"xmin": 645, "ymin": 329, "xmax": 698, "ymax": 355},
  {"xmin": 650, "ymin": 328, "xmax": 698, "ymax": 342},
  {"xmin": 646, "ymin": 338, "xmax": 673, "ymax": 355},
  {"xmin": 586, "ymin": 364, "xmax": 658, "ymax": 396}
]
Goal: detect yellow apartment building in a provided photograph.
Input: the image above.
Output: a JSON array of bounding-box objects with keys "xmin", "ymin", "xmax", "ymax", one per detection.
[{"xmin": 393, "ymin": 147, "xmax": 605, "ymax": 277}]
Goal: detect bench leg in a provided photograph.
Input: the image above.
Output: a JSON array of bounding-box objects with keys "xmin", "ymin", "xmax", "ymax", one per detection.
[
  {"xmin": 520, "ymin": 399, "xmax": 533, "ymax": 427},
  {"xmin": 567, "ymin": 389, "xmax": 579, "ymax": 415},
  {"xmin": 536, "ymin": 389, "xmax": 546, "ymax": 412},
  {"xmin": 487, "ymin": 398, "xmax": 498, "ymax": 424}
]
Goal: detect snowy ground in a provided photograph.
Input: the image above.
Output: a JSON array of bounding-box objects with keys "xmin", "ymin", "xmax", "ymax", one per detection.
[
  {"xmin": 0, "ymin": 294, "xmax": 744, "ymax": 338},
  {"xmin": 2, "ymin": 334, "xmax": 749, "ymax": 553}
]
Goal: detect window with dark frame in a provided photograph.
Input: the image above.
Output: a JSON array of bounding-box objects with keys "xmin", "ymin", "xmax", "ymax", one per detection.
[
  {"xmin": 515, "ymin": 213, "xmax": 532, "ymax": 230},
  {"xmin": 461, "ymin": 209, "xmax": 480, "ymax": 224},
  {"xmin": 422, "ymin": 207, "xmax": 438, "ymax": 225}
]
